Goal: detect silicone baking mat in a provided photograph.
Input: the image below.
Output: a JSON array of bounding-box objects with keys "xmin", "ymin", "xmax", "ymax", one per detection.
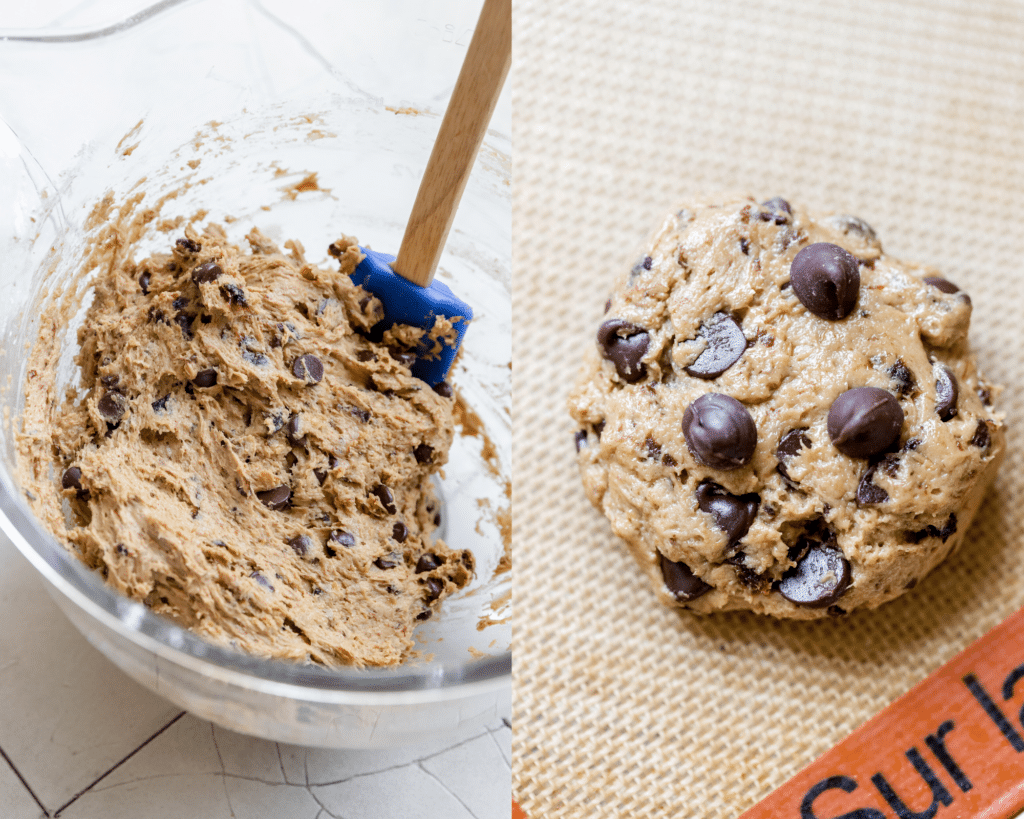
[{"xmin": 511, "ymin": 1, "xmax": 1024, "ymax": 816}]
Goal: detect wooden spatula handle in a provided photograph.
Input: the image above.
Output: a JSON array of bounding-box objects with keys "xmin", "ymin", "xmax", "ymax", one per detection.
[{"xmin": 393, "ymin": 0, "xmax": 511, "ymax": 288}]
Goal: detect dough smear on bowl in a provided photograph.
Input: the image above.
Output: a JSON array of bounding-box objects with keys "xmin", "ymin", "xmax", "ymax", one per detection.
[
  {"xmin": 18, "ymin": 216, "xmax": 473, "ymax": 666},
  {"xmin": 568, "ymin": 195, "xmax": 1004, "ymax": 618}
]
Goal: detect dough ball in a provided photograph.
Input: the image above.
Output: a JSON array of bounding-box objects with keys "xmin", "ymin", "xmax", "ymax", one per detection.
[{"xmin": 568, "ymin": 196, "xmax": 1005, "ymax": 618}]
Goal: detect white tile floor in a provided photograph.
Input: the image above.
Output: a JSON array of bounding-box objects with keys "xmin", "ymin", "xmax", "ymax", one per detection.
[{"xmin": 0, "ymin": 535, "xmax": 510, "ymax": 818}]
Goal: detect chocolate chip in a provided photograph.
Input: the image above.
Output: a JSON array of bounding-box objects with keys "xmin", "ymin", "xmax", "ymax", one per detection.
[
  {"xmin": 219, "ymin": 282, "xmax": 248, "ymax": 306},
  {"xmin": 574, "ymin": 430, "xmax": 588, "ymax": 452},
  {"xmin": 148, "ymin": 307, "xmax": 166, "ymax": 324},
  {"xmin": 389, "ymin": 347, "xmax": 417, "ymax": 367},
  {"xmin": 934, "ymin": 364, "xmax": 959, "ymax": 421},
  {"xmin": 604, "ymin": 299, "xmax": 611, "ymax": 314},
  {"xmin": 644, "ymin": 436, "xmax": 661, "ymax": 460},
  {"xmin": 327, "ymin": 241, "xmax": 345, "ymax": 258},
  {"xmin": 856, "ymin": 463, "xmax": 889, "ymax": 505},
  {"xmin": 192, "ymin": 262, "xmax": 222, "ymax": 284},
  {"xmin": 775, "ymin": 429, "xmax": 810, "ymax": 481},
  {"xmin": 694, "ymin": 480, "xmax": 759, "ymax": 548},
  {"xmin": 172, "ymin": 296, "xmax": 189, "ymax": 310},
  {"xmin": 924, "ymin": 276, "xmax": 961, "ymax": 295},
  {"xmin": 905, "ymin": 513, "xmax": 958, "ymax": 544},
  {"xmin": 414, "ymin": 443, "xmax": 433, "ymax": 464},
  {"xmin": 372, "ymin": 484, "xmax": 397, "ymax": 514},
  {"xmin": 597, "ymin": 319, "xmax": 650, "ymax": 383},
  {"xmin": 256, "ymin": 485, "xmax": 291, "ymax": 510},
  {"xmin": 789, "ymin": 242, "xmax": 860, "ymax": 320},
  {"xmin": 416, "ymin": 554, "xmax": 441, "ymax": 573},
  {"xmin": 659, "ymin": 554, "xmax": 711, "ymax": 602},
  {"xmin": 192, "ymin": 369, "xmax": 217, "ymax": 389},
  {"xmin": 349, "ymin": 406, "xmax": 371, "ymax": 423},
  {"xmin": 828, "ymin": 214, "xmax": 878, "ymax": 244},
  {"xmin": 684, "ymin": 312, "xmax": 747, "ymax": 379},
  {"xmin": 314, "ymin": 468, "xmax": 327, "ymax": 485},
  {"xmin": 392, "ymin": 522, "xmax": 408, "ymax": 542},
  {"xmin": 778, "ymin": 544, "xmax": 851, "ymax": 607},
  {"xmin": 97, "ymin": 390, "xmax": 127, "ymax": 423},
  {"xmin": 375, "ymin": 552, "xmax": 401, "ymax": 569},
  {"xmin": 139, "ymin": 271, "xmax": 151, "ymax": 294},
  {"xmin": 356, "ymin": 350, "xmax": 376, "ymax": 362},
  {"xmin": 242, "ymin": 349, "xmax": 268, "ymax": 366},
  {"xmin": 250, "ymin": 571, "xmax": 274, "ymax": 591},
  {"xmin": 174, "ymin": 312, "xmax": 195, "ymax": 339},
  {"xmin": 61, "ymin": 466, "xmax": 85, "ymax": 495},
  {"xmin": 176, "ymin": 237, "xmax": 201, "ymax": 253},
  {"xmin": 630, "ymin": 256, "xmax": 653, "ymax": 278},
  {"xmin": 100, "ymin": 374, "xmax": 120, "ymax": 388},
  {"xmin": 682, "ymin": 393, "xmax": 757, "ymax": 470},
  {"xmin": 416, "ymin": 608, "xmax": 433, "ymax": 621},
  {"xmin": 433, "ymin": 382, "xmax": 454, "ymax": 398},
  {"xmin": 287, "ymin": 534, "xmax": 312, "ymax": 557},
  {"xmin": 329, "ymin": 530, "xmax": 355, "ymax": 549},
  {"xmin": 759, "ymin": 197, "xmax": 792, "ymax": 224},
  {"xmin": 424, "ymin": 577, "xmax": 444, "ymax": 602},
  {"xmin": 116, "ymin": 543, "xmax": 129, "ymax": 556},
  {"xmin": 971, "ymin": 420, "xmax": 991, "ymax": 450},
  {"xmin": 827, "ymin": 387, "xmax": 903, "ymax": 458},
  {"xmin": 286, "ymin": 414, "xmax": 307, "ymax": 446},
  {"xmin": 978, "ymin": 384, "xmax": 993, "ymax": 406},
  {"xmin": 292, "ymin": 354, "xmax": 324, "ymax": 384},
  {"xmin": 890, "ymin": 359, "xmax": 917, "ymax": 398},
  {"xmin": 739, "ymin": 237, "xmax": 750, "ymax": 255}
]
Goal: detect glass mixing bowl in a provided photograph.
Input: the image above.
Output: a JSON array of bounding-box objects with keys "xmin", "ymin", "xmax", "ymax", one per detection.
[{"xmin": 0, "ymin": 0, "xmax": 510, "ymax": 748}]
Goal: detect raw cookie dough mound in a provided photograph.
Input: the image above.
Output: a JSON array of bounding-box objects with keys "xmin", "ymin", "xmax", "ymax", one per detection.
[
  {"xmin": 19, "ymin": 223, "xmax": 473, "ymax": 666},
  {"xmin": 568, "ymin": 196, "xmax": 1005, "ymax": 619}
]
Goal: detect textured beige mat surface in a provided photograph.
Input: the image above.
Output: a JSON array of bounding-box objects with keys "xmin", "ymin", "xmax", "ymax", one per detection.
[{"xmin": 511, "ymin": 1, "xmax": 1024, "ymax": 816}]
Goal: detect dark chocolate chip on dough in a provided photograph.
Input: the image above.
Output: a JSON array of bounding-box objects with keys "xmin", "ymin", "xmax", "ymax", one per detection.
[
  {"xmin": 372, "ymin": 484, "xmax": 397, "ymax": 515},
  {"xmin": 416, "ymin": 554, "xmax": 441, "ymax": 573},
  {"xmin": 694, "ymin": 480, "xmax": 759, "ymax": 548},
  {"xmin": 659, "ymin": 554, "xmax": 712, "ymax": 602},
  {"xmin": 574, "ymin": 430, "xmax": 588, "ymax": 452},
  {"xmin": 286, "ymin": 414, "xmax": 307, "ymax": 446},
  {"xmin": 759, "ymin": 197, "xmax": 792, "ymax": 224},
  {"xmin": 97, "ymin": 390, "xmax": 127, "ymax": 423},
  {"xmin": 292, "ymin": 354, "xmax": 324, "ymax": 384},
  {"xmin": 828, "ymin": 214, "xmax": 878, "ymax": 243},
  {"xmin": 827, "ymin": 387, "xmax": 903, "ymax": 458},
  {"xmin": 375, "ymin": 552, "xmax": 401, "ymax": 570},
  {"xmin": 392, "ymin": 522, "xmax": 408, "ymax": 542},
  {"xmin": 778, "ymin": 544, "xmax": 851, "ymax": 607},
  {"xmin": 414, "ymin": 443, "xmax": 434, "ymax": 464},
  {"xmin": 684, "ymin": 312, "xmax": 747, "ymax": 379},
  {"xmin": 856, "ymin": 463, "xmax": 889, "ymax": 506},
  {"xmin": 139, "ymin": 271, "xmax": 151, "ymax": 294},
  {"xmin": 61, "ymin": 466, "xmax": 83, "ymax": 492},
  {"xmin": 971, "ymin": 420, "xmax": 991, "ymax": 450},
  {"xmin": 329, "ymin": 530, "xmax": 355, "ymax": 549},
  {"xmin": 682, "ymin": 393, "xmax": 757, "ymax": 470},
  {"xmin": 192, "ymin": 369, "xmax": 218, "ymax": 389},
  {"xmin": 776, "ymin": 428, "xmax": 811, "ymax": 481},
  {"xmin": 424, "ymin": 577, "xmax": 444, "ymax": 602},
  {"xmin": 934, "ymin": 364, "xmax": 959, "ymax": 421},
  {"xmin": 597, "ymin": 319, "xmax": 650, "ymax": 383},
  {"xmin": 790, "ymin": 242, "xmax": 860, "ymax": 320},
  {"xmin": 924, "ymin": 276, "xmax": 961, "ymax": 295},
  {"xmin": 890, "ymin": 359, "xmax": 917, "ymax": 398},
  {"xmin": 192, "ymin": 262, "xmax": 223, "ymax": 284},
  {"xmin": 250, "ymin": 571, "xmax": 274, "ymax": 591},
  {"xmin": 433, "ymin": 381, "xmax": 454, "ymax": 398},
  {"xmin": 256, "ymin": 485, "xmax": 291, "ymax": 510},
  {"xmin": 176, "ymin": 237, "xmax": 201, "ymax": 253},
  {"xmin": 287, "ymin": 534, "xmax": 313, "ymax": 557}
]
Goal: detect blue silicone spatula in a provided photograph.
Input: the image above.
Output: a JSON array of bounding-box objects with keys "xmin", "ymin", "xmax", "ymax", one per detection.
[{"xmin": 350, "ymin": 0, "xmax": 511, "ymax": 386}]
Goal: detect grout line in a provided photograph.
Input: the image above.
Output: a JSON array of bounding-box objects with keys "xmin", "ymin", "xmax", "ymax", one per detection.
[
  {"xmin": 418, "ymin": 761, "xmax": 479, "ymax": 819},
  {"xmin": 52, "ymin": 711, "xmax": 186, "ymax": 817},
  {"xmin": 0, "ymin": 743, "xmax": 50, "ymax": 817}
]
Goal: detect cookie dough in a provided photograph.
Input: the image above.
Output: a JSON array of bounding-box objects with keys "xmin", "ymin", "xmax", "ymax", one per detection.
[
  {"xmin": 18, "ymin": 220, "xmax": 473, "ymax": 666},
  {"xmin": 568, "ymin": 196, "xmax": 1004, "ymax": 618}
]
